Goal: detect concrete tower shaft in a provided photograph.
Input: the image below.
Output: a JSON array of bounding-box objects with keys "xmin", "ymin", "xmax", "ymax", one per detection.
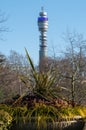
[{"xmin": 38, "ymin": 7, "xmax": 48, "ymax": 64}]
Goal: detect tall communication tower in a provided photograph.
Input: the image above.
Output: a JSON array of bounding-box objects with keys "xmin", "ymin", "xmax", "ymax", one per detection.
[{"xmin": 38, "ymin": 7, "xmax": 48, "ymax": 71}]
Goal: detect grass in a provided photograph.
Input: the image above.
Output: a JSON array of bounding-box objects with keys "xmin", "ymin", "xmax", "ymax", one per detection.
[
  {"xmin": 0, "ymin": 104, "xmax": 86, "ymax": 130},
  {"xmin": 60, "ymin": 106, "xmax": 86, "ymax": 119}
]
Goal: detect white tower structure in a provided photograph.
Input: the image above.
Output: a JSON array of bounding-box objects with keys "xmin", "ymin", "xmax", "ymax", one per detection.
[{"xmin": 38, "ymin": 7, "xmax": 48, "ymax": 70}]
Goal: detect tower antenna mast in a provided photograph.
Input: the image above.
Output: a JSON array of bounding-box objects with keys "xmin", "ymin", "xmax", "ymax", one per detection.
[{"xmin": 38, "ymin": 7, "xmax": 48, "ymax": 71}]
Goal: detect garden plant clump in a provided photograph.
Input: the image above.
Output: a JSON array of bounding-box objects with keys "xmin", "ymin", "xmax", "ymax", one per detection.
[{"xmin": 0, "ymin": 49, "xmax": 86, "ymax": 130}]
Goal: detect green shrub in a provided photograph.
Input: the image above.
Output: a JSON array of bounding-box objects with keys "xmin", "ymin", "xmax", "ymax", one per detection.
[{"xmin": 0, "ymin": 110, "xmax": 12, "ymax": 130}]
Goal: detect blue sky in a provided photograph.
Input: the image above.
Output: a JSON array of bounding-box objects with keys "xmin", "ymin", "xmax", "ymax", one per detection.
[{"xmin": 0, "ymin": 0, "xmax": 86, "ymax": 64}]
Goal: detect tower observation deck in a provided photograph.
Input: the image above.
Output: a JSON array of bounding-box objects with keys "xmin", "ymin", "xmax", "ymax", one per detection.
[{"xmin": 38, "ymin": 7, "xmax": 48, "ymax": 70}]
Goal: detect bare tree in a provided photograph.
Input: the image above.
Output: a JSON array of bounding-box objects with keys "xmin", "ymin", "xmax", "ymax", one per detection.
[
  {"xmin": 0, "ymin": 52, "xmax": 30, "ymax": 102},
  {"xmin": 8, "ymin": 50, "xmax": 30, "ymax": 75},
  {"xmin": 0, "ymin": 10, "xmax": 8, "ymax": 40},
  {"xmin": 58, "ymin": 32, "xmax": 86, "ymax": 106}
]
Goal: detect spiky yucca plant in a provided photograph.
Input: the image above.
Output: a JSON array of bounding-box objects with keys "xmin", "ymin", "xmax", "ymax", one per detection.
[{"xmin": 20, "ymin": 48, "xmax": 60, "ymax": 101}]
